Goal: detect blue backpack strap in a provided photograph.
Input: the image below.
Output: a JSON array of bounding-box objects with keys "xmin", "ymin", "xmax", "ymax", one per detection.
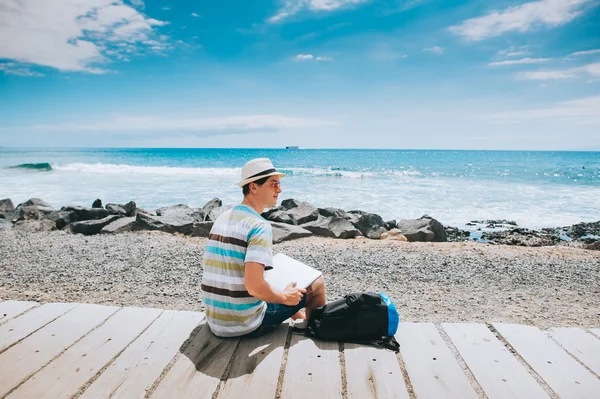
[{"xmin": 378, "ymin": 292, "xmax": 400, "ymax": 336}]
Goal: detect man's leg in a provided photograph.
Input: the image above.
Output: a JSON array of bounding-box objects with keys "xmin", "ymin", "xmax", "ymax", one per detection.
[{"xmin": 304, "ymin": 276, "xmax": 326, "ymax": 320}]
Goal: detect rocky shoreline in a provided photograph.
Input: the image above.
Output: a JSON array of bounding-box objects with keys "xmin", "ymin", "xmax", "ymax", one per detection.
[{"xmin": 1, "ymin": 197, "xmax": 598, "ymax": 249}]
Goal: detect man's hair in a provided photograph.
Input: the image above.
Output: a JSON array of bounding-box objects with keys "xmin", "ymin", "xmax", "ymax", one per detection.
[{"xmin": 242, "ymin": 175, "xmax": 270, "ymax": 196}]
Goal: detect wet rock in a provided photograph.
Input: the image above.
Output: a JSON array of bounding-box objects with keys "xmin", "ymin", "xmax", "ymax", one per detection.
[
  {"xmin": 92, "ymin": 199, "xmax": 103, "ymax": 208},
  {"xmin": 445, "ymin": 226, "xmax": 470, "ymax": 242}
]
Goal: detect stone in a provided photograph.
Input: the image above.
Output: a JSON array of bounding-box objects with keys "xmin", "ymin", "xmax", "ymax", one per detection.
[
  {"xmin": 586, "ymin": 241, "xmax": 600, "ymax": 251},
  {"xmin": 0, "ymin": 198, "xmax": 15, "ymax": 212},
  {"xmin": 123, "ymin": 201, "xmax": 137, "ymax": 216},
  {"xmin": 205, "ymin": 204, "xmax": 232, "ymax": 222},
  {"xmin": 347, "ymin": 211, "xmax": 387, "ymax": 239},
  {"xmin": 92, "ymin": 198, "xmax": 103, "ymax": 208},
  {"xmin": 69, "ymin": 215, "xmax": 121, "ymax": 235},
  {"xmin": 106, "ymin": 203, "xmax": 127, "ymax": 215},
  {"xmin": 445, "ymin": 226, "xmax": 470, "ymax": 242},
  {"xmin": 0, "ymin": 219, "xmax": 12, "ymax": 230},
  {"xmin": 18, "ymin": 198, "xmax": 53, "ymax": 209},
  {"xmin": 156, "ymin": 204, "xmax": 204, "ymax": 222},
  {"xmin": 380, "ymin": 228, "xmax": 408, "ymax": 241},
  {"xmin": 99, "ymin": 216, "xmax": 137, "ymax": 234},
  {"xmin": 61, "ymin": 206, "xmax": 116, "ymax": 221},
  {"xmin": 191, "ymin": 221, "xmax": 214, "ymax": 237},
  {"xmin": 13, "ymin": 219, "xmax": 57, "ymax": 232},
  {"xmin": 135, "ymin": 213, "xmax": 195, "ymax": 235},
  {"xmin": 45, "ymin": 210, "xmax": 77, "ymax": 230},
  {"xmin": 303, "ymin": 216, "xmax": 362, "ymax": 239},
  {"xmin": 267, "ymin": 210, "xmax": 297, "ymax": 225},
  {"xmin": 280, "ymin": 199, "xmax": 318, "ymax": 225},
  {"xmin": 281, "ymin": 198, "xmax": 302, "ymax": 210},
  {"xmin": 271, "ymin": 222, "xmax": 313, "ymax": 243},
  {"xmin": 385, "ymin": 220, "xmax": 398, "ymax": 230},
  {"xmin": 318, "ymin": 207, "xmax": 347, "ymax": 218},
  {"xmin": 262, "ymin": 206, "xmax": 283, "ymax": 219},
  {"xmin": 397, "ymin": 215, "xmax": 447, "ymax": 242},
  {"xmin": 201, "ymin": 198, "xmax": 222, "ymax": 221}
]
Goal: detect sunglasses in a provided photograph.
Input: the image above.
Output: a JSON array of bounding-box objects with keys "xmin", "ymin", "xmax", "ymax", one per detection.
[{"xmin": 266, "ymin": 181, "xmax": 281, "ymax": 189}]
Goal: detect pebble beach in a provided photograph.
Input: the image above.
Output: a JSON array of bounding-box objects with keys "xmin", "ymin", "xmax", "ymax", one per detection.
[{"xmin": 1, "ymin": 229, "xmax": 598, "ymax": 330}]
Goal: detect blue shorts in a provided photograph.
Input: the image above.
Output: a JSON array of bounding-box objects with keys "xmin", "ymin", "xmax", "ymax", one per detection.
[{"xmin": 244, "ymin": 295, "xmax": 307, "ymax": 338}]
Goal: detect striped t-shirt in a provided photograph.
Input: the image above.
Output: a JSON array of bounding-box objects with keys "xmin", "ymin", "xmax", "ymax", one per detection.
[{"xmin": 201, "ymin": 204, "xmax": 273, "ymax": 337}]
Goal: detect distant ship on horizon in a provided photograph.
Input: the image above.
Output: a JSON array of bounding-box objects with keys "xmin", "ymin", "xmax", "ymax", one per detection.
[{"xmin": 286, "ymin": 146, "xmax": 299, "ymax": 149}]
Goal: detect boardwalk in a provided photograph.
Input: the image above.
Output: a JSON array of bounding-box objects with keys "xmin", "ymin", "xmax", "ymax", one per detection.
[{"xmin": 1, "ymin": 300, "xmax": 599, "ymax": 398}]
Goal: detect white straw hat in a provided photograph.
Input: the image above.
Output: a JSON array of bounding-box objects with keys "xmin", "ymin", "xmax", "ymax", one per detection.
[{"xmin": 238, "ymin": 158, "xmax": 286, "ymax": 187}]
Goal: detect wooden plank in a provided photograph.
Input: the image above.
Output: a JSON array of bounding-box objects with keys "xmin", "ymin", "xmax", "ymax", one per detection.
[
  {"xmin": 549, "ymin": 327, "xmax": 600, "ymax": 376},
  {"xmin": 150, "ymin": 324, "xmax": 239, "ymax": 399},
  {"xmin": 80, "ymin": 310, "xmax": 204, "ymax": 399},
  {"xmin": 589, "ymin": 329, "xmax": 600, "ymax": 339},
  {"xmin": 396, "ymin": 323, "xmax": 477, "ymax": 399},
  {"xmin": 0, "ymin": 303, "xmax": 118, "ymax": 397},
  {"xmin": 0, "ymin": 301, "xmax": 38, "ymax": 324},
  {"xmin": 8, "ymin": 306, "xmax": 162, "ymax": 399},
  {"xmin": 218, "ymin": 322, "xmax": 289, "ymax": 399},
  {"xmin": 0, "ymin": 302, "xmax": 76, "ymax": 352},
  {"xmin": 442, "ymin": 323, "xmax": 549, "ymax": 399},
  {"xmin": 494, "ymin": 323, "xmax": 600, "ymax": 399},
  {"xmin": 280, "ymin": 334, "xmax": 342, "ymax": 399},
  {"xmin": 344, "ymin": 343, "xmax": 408, "ymax": 398}
]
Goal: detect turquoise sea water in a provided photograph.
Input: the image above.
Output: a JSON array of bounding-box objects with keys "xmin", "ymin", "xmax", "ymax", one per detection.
[{"xmin": 1, "ymin": 148, "xmax": 598, "ymax": 230}]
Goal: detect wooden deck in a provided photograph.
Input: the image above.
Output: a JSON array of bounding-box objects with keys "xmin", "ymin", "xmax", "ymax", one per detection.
[{"xmin": 1, "ymin": 300, "xmax": 599, "ymax": 399}]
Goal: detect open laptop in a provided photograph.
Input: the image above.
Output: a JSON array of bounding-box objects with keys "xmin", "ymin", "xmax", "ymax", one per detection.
[{"xmin": 265, "ymin": 253, "xmax": 322, "ymax": 292}]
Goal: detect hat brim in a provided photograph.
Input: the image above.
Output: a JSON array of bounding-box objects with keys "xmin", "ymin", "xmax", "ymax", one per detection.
[{"xmin": 237, "ymin": 171, "xmax": 286, "ymax": 187}]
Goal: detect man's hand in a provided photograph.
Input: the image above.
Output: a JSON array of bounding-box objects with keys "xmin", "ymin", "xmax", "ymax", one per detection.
[{"xmin": 281, "ymin": 282, "xmax": 306, "ymax": 306}]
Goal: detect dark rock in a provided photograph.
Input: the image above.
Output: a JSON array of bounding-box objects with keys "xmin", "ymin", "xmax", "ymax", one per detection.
[
  {"xmin": 471, "ymin": 219, "xmax": 518, "ymax": 226},
  {"xmin": 45, "ymin": 210, "xmax": 77, "ymax": 230},
  {"xmin": 156, "ymin": 204, "xmax": 204, "ymax": 222},
  {"xmin": 62, "ymin": 206, "xmax": 116, "ymax": 221},
  {"xmin": 318, "ymin": 207, "xmax": 347, "ymax": 218},
  {"xmin": 0, "ymin": 198, "xmax": 15, "ymax": 212},
  {"xmin": 69, "ymin": 215, "xmax": 121, "ymax": 235},
  {"xmin": 281, "ymin": 198, "xmax": 302, "ymax": 210},
  {"xmin": 385, "ymin": 220, "xmax": 397, "ymax": 230},
  {"xmin": 482, "ymin": 228, "xmax": 560, "ymax": 247},
  {"xmin": 271, "ymin": 222, "xmax": 313, "ymax": 243},
  {"xmin": 18, "ymin": 198, "xmax": 53, "ymax": 209},
  {"xmin": 205, "ymin": 204, "xmax": 232, "ymax": 222},
  {"xmin": 445, "ymin": 226, "xmax": 470, "ymax": 242},
  {"xmin": 201, "ymin": 198, "xmax": 222, "ymax": 221},
  {"xmin": 92, "ymin": 198, "xmax": 103, "ymax": 208},
  {"xmin": 262, "ymin": 206, "xmax": 283, "ymax": 220},
  {"xmin": 13, "ymin": 219, "xmax": 57, "ymax": 232},
  {"xmin": 106, "ymin": 203, "xmax": 127, "ymax": 215},
  {"xmin": 560, "ymin": 221, "xmax": 600, "ymax": 240},
  {"xmin": 348, "ymin": 211, "xmax": 386, "ymax": 239},
  {"xmin": 397, "ymin": 215, "xmax": 447, "ymax": 242},
  {"xmin": 135, "ymin": 213, "xmax": 195, "ymax": 235},
  {"xmin": 587, "ymin": 241, "xmax": 600, "ymax": 250},
  {"xmin": 303, "ymin": 217, "xmax": 362, "ymax": 239},
  {"xmin": 123, "ymin": 201, "xmax": 137, "ymax": 216},
  {"xmin": 267, "ymin": 210, "xmax": 297, "ymax": 225},
  {"xmin": 279, "ymin": 199, "xmax": 318, "ymax": 225},
  {"xmin": 191, "ymin": 221, "xmax": 214, "ymax": 237},
  {"xmin": 99, "ymin": 216, "xmax": 137, "ymax": 234}
]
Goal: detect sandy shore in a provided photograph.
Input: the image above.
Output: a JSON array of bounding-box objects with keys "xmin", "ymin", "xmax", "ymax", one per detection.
[{"xmin": 0, "ymin": 230, "xmax": 598, "ymax": 329}]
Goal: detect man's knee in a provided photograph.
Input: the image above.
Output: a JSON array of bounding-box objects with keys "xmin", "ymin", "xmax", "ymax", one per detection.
[{"xmin": 311, "ymin": 276, "xmax": 326, "ymax": 292}]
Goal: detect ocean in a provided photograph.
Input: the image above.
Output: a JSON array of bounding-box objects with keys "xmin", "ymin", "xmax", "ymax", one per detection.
[{"xmin": 1, "ymin": 148, "xmax": 598, "ymax": 230}]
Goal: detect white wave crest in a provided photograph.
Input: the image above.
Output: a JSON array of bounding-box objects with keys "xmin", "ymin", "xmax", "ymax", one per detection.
[{"xmin": 52, "ymin": 163, "xmax": 240, "ymax": 176}]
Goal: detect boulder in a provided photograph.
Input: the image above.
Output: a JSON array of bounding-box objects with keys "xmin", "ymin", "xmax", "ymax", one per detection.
[
  {"xmin": 45, "ymin": 210, "xmax": 77, "ymax": 230},
  {"xmin": 61, "ymin": 206, "xmax": 116, "ymax": 221},
  {"xmin": 92, "ymin": 198, "xmax": 103, "ymax": 208},
  {"xmin": 106, "ymin": 203, "xmax": 127, "ymax": 215},
  {"xmin": 18, "ymin": 198, "xmax": 53, "ymax": 209},
  {"xmin": 156, "ymin": 204, "xmax": 204, "ymax": 222},
  {"xmin": 135, "ymin": 213, "xmax": 195, "ymax": 235},
  {"xmin": 483, "ymin": 229, "xmax": 560, "ymax": 247},
  {"xmin": 0, "ymin": 219, "xmax": 12, "ymax": 230},
  {"xmin": 445, "ymin": 226, "xmax": 470, "ymax": 242},
  {"xmin": 262, "ymin": 206, "xmax": 283, "ymax": 220},
  {"xmin": 205, "ymin": 204, "xmax": 232, "ymax": 222},
  {"xmin": 99, "ymin": 216, "xmax": 137, "ymax": 234},
  {"xmin": 69, "ymin": 215, "xmax": 121, "ymax": 235},
  {"xmin": 587, "ymin": 241, "xmax": 600, "ymax": 250},
  {"xmin": 397, "ymin": 215, "xmax": 447, "ymax": 242},
  {"xmin": 191, "ymin": 221, "xmax": 214, "ymax": 237},
  {"xmin": 271, "ymin": 222, "xmax": 313, "ymax": 243},
  {"xmin": 347, "ymin": 211, "xmax": 386, "ymax": 239},
  {"xmin": 380, "ymin": 228, "xmax": 408, "ymax": 241},
  {"xmin": 318, "ymin": 207, "xmax": 347, "ymax": 218},
  {"xmin": 201, "ymin": 198, "xmax": 222, "ymax": 221},
  {"xmin": 280, "ymin": 199, "xmax": 318, "ymax": 225},
  {"xmin": 0, "ymin": 198, "xmax": 15, "ymax": 212},
  {"xmin": 385, "ymin": 220, "xmax": 398, "ymax": 230},
  {"xmin": 303, "ymin": 217, "xmax": 362, "ymax": 239},
  {"xmin": 13, "ymin": 219, "xmax": 57, "ymax": 232},
  {"xmin": 123, "ymin": 201, "xmax": 137, "ymax": 216},
  {"xmin": 267, "ymin": 210, "xmax": 297, "ymax": 225}
]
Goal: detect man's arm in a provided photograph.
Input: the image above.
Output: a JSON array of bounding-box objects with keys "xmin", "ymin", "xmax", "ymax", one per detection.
[{"xmin": 245, "ymin": 262, "xmax": 305, "ymax": 306}]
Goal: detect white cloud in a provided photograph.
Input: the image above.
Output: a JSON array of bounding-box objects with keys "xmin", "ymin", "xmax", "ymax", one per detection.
[
  {"xmin": 316, "ymin": 56, "xmax": 333, "ymax": 61},
  {"xmin": 489, "ymin": 57, "xmax": 551, "ymax": 66},
  {"xmin": 129, "ymin": 0, "xmax": 145, "ymax": 9},
  {"xmin": 295, "ymin": 54, "xmax": 315, "ymax": 60},
  {"xmin": 11, "ymin": 114, "xmax": 337, "ymax": 135},
  {"xmin": 0, "ymin": 0, "xmax": 169, "ymax": 74},
  {"xmin": 269, "ymin": 0, "xmax": 369, "ymax": 23},
  {"xmin": 423, "ymin": 46, "xmax": 443, "ymax": 54},
  {"xmin": 568, "ymin": 48, "xmax": 600, "ymax": 57},
  {"xmin": 191, "ymin": 13, "xmax": 199, "ymax": 17},
  {"xmin": 517, "ymin": 62, "xmax": 600, "ymax": 80},
  {"xmin": 449, "ymin": 0, "xmax": 594, "ymax": 41},
  {"xmin": 0, "ymin": 62, "xmax": 44, "ymax": 77},
  {"xmin": 490, "ymin": 96, "xmax": 600, "ymax": 123},
  {"xmin": 162, "ymin": 6, "xmax": 170, "ymax": 11},
  {"xmin": 497, "ymin": 46, "xmax": 530, "ymax": 57}
]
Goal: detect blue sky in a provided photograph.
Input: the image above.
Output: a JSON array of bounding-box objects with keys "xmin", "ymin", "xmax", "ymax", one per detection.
[{"xmin": 0, "ymin": 0, "xmax": 599, "ymax": 150}]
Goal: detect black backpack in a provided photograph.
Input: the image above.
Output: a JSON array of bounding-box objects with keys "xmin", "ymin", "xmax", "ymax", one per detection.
[{"xmin": 302, "ymin": 292, "xmax": 400, "ymax": 352}]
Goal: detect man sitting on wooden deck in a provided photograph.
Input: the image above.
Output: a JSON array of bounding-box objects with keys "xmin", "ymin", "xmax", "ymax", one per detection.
[{"xmin": 200, "ymin": 158, "xmax": 327, "ymax": 338}]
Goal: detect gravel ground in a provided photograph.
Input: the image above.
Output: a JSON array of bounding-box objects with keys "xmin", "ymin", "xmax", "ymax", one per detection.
[{"xmin": 1, "ymin": 230, "xmax": 598, "ymax": 329}]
